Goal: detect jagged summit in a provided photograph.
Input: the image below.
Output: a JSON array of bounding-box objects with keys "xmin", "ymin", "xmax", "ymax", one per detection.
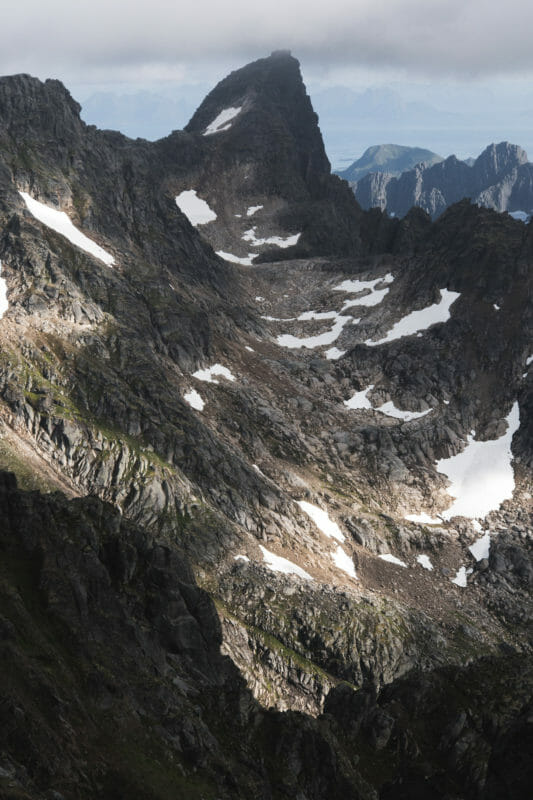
[
  {"xmin": 352, "ymin": 139, "xmax": 533, "ymax": 219},
  {"xmin": 186, "ymin": 51, "xmax": 331, "ymax": 185}
]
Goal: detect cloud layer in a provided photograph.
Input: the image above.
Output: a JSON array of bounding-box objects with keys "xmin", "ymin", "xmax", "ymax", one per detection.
[{"xmin": 2, "ymin": 1, "xmax": 533, "ymax": 82}]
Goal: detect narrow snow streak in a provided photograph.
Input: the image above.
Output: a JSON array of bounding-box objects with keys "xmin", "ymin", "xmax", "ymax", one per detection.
[
  {"xmin": 259, "ymin": 545, "xmax": 312, "ymax": 580},
  {"xmin": 184, "ymin": 389, "xmax": 205, "ymax": 411},
  {"xmin": 332, "ymin": 546, "xmax": 357, "ymax": 579},
  {"xmin": 276, "ymin": 315, "xmax": 352, "ymax": 349},
  {"xmin": 406, "ymin": 512, "xmax": 441, "ymax": 524},
  {"xmin": 297, "ymin": 501, "xmax": 345, "ymax": 543},
  {"xmin": 378, "ymin": 554, "xmax": 407, "ymax": 567},
  {"xmin": 366, "ymin": 289, "xmax": 460, "ymax": 346},
  {"xmin": 19, "ymin": 192, "xmax": 115, "ymax": 266},
  {"xmin": 246, "ymin": 205, "xmax": 263, "ymax": 216},
  {"xmin": 176, "ymin": 190, "xmax": 217, "ymax": 226},
  {"xmin": 0, "ymin": 261, "xmax": 8, "ymax": 319},
  {"xmin": 192, "ymin": 364, "xmax": 236, "ymax": 383},
  {"xmin": 234, "ymin": 555, "xmax": 250, "ymax": 562},
  {"xmin": 216, "ymin": 250, "xmax": 254, "ymax": 265},
  {"xmin": 374, "ymin": 400, "xmax": 432, "ymax": 421},
  {"xmin": 437, "ymin": 402, "xmax": 520, "ymax": 519},
  {"xmin": 203, "ymin": 106, "xmax": 242, "ymax": 135}
]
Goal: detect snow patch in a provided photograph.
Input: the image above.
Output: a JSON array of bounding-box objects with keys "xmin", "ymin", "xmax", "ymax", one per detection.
[
  {"xmin": 216, "ymin": 250, "xmax": 254, "ymax": 265},
  {"xmin": 333, "ymin": 274, "xmax": 394, "ymax": 293},
  {"xmin": 184, "ymin": 389, "xmax": 205, "ymax": 411},
  {"xmin": 451, "ymin": 566, "xmax": 472, "ymax": 587},
  {"xmin": 526, "ymin": 355, "xmax": 533, "ymax": 366},
  {"xmin": 19, "ymin": 192, "xmax": 115, "ymax": 266},
  {"xmin": 176, "ymin": 190, "xmax": 216, "ymax": 226},
  {"xmin": 297, "ymin": 501, "xmax": 345, "ymax": 543},
  {"xmin": 276, "ymin": 315, "xmax": 352, "ymax": 349},
  {"xmin": 374, "ymin": 400, "xmax": 431, "ymax": 422},
  {"xmin": 378, "ymin": 553, "xmax": 407, "ymax": 567},
  {"xmin": 406, "ymin": 512, "xmax": 442, "ymax": 525},
  {"xmin": 234, "ymin": 555, "xmax": 250, "ymax": 562},
  {"xmin": 192, "ymin": 364, "xmax": 236, "ymax": 383},
  {"xmin": 437, "ymin": 402, "xmax": 520, "ymax": 519},
  {"xmin": 246, "ymin": 205, "xmax": 263, "ymax": 217},
  {"xmin": 259, "ymin": 545, "xmax": 312, "ymax": 580},
  {"xmin": 243, "ymin": 227, "xmax": 301, "ymax": 248},
  {"xmin": 344, "ymin": 385, "xmax": 374, "ymax": 410},
  {"xmin": 366, "ymin": 290, "xmax": 460, "ymax": 346},
  {"xmin": 203, "ymin": 106, "xmax": 242, "ymax": 135},
  {"xmin": 325, "ymin": 347, "xmax": 346, "ymax": 360},
  {"xmin": 345, "ymin": 385, "xmax": 431, "ymax": 421},
  {"xmin": 469, "ymin": 532, "xmax": 491, "ymax": 561},
  {"xmin": 416, "ymin": 554, "xmax": 434, "ymax": 570},
  {"xmin": 245, "ymin": 345, "xmax": 254, "ymax": 352},
  {"xmin": 509, "ymin": 210, "xmax": 530, "ymax": 222},
  {"xmin": 332, "ymin": 546, "xmax": 357, "ymax": 579}
]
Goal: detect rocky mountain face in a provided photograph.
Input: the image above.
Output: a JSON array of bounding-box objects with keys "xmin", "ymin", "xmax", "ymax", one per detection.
[
  {"xmin": 352, "ymin": 141, "xmax": 533, "ymax": 219},
  {"xmin": 0, "ymin": 52, "xmax": 531, "ymax": 799},
  {"xmin": 336, "ymin": 144, "xmax": 443, "ymax": 182}
]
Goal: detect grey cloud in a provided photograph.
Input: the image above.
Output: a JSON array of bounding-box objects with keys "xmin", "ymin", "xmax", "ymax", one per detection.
[{"xmin": 2, "ymin": 0, "xmax": 533, "ymax": 82}]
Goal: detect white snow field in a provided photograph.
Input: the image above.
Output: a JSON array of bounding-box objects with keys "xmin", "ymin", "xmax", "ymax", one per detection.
[
  {"xmin": 242, "ymin": 227, "xmax": 301, "ymax": 248},
  {"xmin": 19, "ymin": 192, "xmax": 115, "ymax": 266},
  {"xmin": 416, "ymin": 554, "xmax": 434, "ymax": 570},
  {"xmin": 437, "ymin": 402, "xmax": 520, "ymax": 519},
  {"xmin": 192, "ymin": 364, "xmax": 236, "ymax": 383},
  {"xmin": 203, "ymin": 106, "xmax": 242, "ymax": 135},
  {"xmin": 332, "ymin": 546, "xmax": 357, "ymax": 579},
  {"xmin": 259, "ymin": 545, "xmax": 312, "ymax": 579},
  {"xmin": 184, "ymin": 389, "xmax": 205, "ymax": 411},
  {"xmin": 297, "ymin": 501, "xmax": 345, "ymax": 543},
  {"xmin": 378, "ymin": 554, "xmax": 407, "ymax": 567},
  {"xmin": 0, "ymin": 261, "xmax": 8, "ymax": 319},
  {"xmin": 365, "ymin": 289, "xmax": 460, "ymax": 346},
  {"xmin": 175, "ymin": 190, "xmax": 217, "ymax": 226}
]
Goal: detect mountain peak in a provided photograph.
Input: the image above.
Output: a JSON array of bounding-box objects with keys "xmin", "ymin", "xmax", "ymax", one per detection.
[{"xmin": 185, "ymin": 50, "xmax": 330, "ymax": 175}]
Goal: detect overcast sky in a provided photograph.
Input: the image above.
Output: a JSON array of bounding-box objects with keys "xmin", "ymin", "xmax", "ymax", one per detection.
[{"xmin": 2, "ymin": 0, "xmax": 533, "ymax": 86}]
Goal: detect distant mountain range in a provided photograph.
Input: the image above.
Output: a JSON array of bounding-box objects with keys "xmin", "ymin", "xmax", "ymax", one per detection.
[
  {"xmin": 349, "ymin": 141, "xmax": 533, "ymax": 219},
  {"xmin": 335, "ymin": 143, "xmax": 444, "ymax": 182}
]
